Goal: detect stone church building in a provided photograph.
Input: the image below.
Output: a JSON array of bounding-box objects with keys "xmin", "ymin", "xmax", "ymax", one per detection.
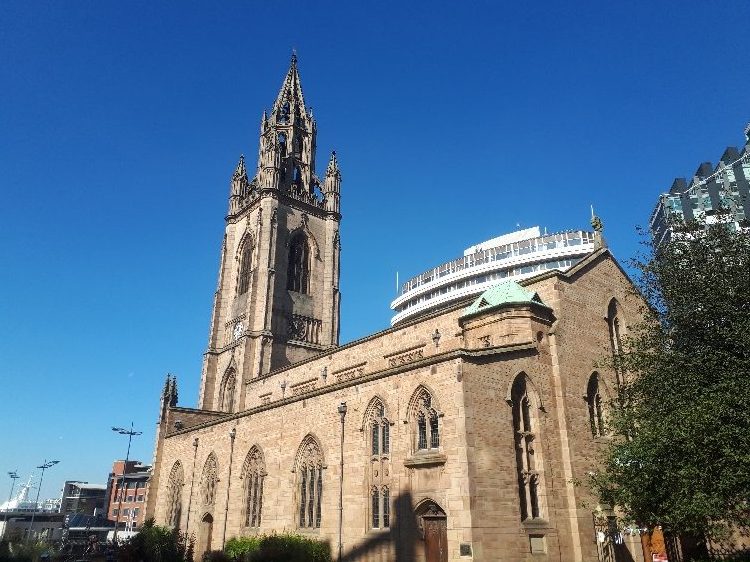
[{"xmin": 146, "ymin": 55, "xmax": 645, "ymax": 562}]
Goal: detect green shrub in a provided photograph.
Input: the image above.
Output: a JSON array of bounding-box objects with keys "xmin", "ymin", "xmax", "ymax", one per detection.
[
  {"xmin": 117, "ymin": 519, "xmax": 193, "ymax": 562},
  {"xmin": 0, "ymin": 541, "xmax": 55, "ymax": 562},
  {"xmin": 224, "ymin": 537, "xmax": 261, "ymax": 560},
  {"xmin": 201, "ymin": 550, "xmax": 231, "ymax": 562},
  {"xmin": 223, "ymin": 533, "xmax": 330, "ymax": 562}
]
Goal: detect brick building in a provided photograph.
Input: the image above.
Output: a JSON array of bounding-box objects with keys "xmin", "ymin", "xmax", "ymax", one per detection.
[
  {"xmin": 106, "ymin": 460, "xmax": 151, "ymax": 532},
  {"xmin": 146, "ymin": 55, "xmax": 645, "ymax": 562}
]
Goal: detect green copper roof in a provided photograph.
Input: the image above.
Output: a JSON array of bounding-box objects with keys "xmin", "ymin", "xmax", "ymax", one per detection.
[{"xmin": 460, "ymin": 281, "xmax": 549, "ymax": 319}]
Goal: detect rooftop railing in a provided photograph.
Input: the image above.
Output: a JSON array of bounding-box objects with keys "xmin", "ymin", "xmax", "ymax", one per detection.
[{"xmin": 399, "ymin": 230, "xmax": 595, "ymax": 295}]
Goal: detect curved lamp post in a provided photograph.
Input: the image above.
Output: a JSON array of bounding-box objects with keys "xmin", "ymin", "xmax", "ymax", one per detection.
[
  {"xmin": 111, "ymin": 423, "xmax": 142, "ymax": 544},
  {"xmin": 27, "ymin": 460, "xmax": 59, "ymax": 543}
]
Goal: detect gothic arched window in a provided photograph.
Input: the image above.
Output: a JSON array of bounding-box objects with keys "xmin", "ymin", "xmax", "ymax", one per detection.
[
  {"xmin": 218, "ymin": 369, "xmax": 236, "ymax": 413},
  {"xmin": 510, "ymin": 374, "xmax": 545, "ymax": 521},
  {"xmin": 587, "ymin": 373, "xmax": 607, "ymax": 438},
  {"xmin": 410, "ymin": 387, "xmax": 440, "ymax": 452},
  {"xmin": 293, "ymin": 165, "xmax": 302, "ymax": 188},
  {"xmin": 369, "ymin": 401, "xmax": 390, "ymax": 456},
  {"xmin": 200, "ymin": 453, "xmax": 219, "ymax": 508},
  {"xmin": 241, "ymin": 446, "xmax": 265, "ymax": 528},
  {"xmin": 165, "ymin": 461, "xmax": 184, "ymax": 528},
  {"xmin": 364, "ymin": 397, "xmax": 392, "ymax": 531},
  {"xmin": 294, "ymin": 134, "xmax": 303, "ymax": 155},
  {"xmin": 278, "ymin": 132, "xmax": 287, "ymax": 157},
  {"xmin": 295, "ymin": 435, "xmax": 324, "ymax": 529},
  {"xmin": 237, "ymin": 239, "xmax": 253, "ymax": 296},
  {"xmin": 607, "ymin": 299, "xmax": 626, "ymax": 386},
  {"xmin": 287, "ymin": 233, "xmax": 310, "ymax": 294}
]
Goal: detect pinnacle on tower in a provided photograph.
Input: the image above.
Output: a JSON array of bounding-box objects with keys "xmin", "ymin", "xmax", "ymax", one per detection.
[
  {"xmin": 272, "ymin": 51, "xmax": 307, "ymax": 118},
  {"xmin": 325, "ymin": 151, "xmax": 340, "ymax": 178},
  {"xmin": 232, "ymin": 154, "xmax": 247, "ymax": 181}
]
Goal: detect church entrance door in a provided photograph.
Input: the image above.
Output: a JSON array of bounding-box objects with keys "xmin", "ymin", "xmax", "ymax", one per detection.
[
  {"xmin": 197, "ymin": 513, "xmax": 213, "ymax": 555},
  {"xmin": 417, "ymin": 501, "xmax": 448, "ymax": 562}
]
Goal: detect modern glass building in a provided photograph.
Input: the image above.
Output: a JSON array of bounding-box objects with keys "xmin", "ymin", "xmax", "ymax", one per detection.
[
  {"xmin": 650, "ymin": 125, "xmax": 750, "ymax": 245},
  {"xmin": 390, "ymin": 226, "xmax": 596, "ymax": 325}
]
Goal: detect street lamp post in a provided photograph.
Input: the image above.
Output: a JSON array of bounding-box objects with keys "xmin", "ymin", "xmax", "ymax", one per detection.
[
  {"xmin": 2, "ymin": 471, "xmax": 20, "ymax": 538},
  {"xmin": 6, "ymin": 471, "xmax": 20, "ymax": 505},
  {"xmin": 27, "ymin": 460, "xmax": 59, "ymax": 543},
  {"xmin": 111, "ymin": 423, "xmax": 142, "ymax": 544}
]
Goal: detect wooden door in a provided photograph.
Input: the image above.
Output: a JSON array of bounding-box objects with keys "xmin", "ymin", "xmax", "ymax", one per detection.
[{"xmin": 423, "ymin": 515, "xmax": 448, "ymax": 562}]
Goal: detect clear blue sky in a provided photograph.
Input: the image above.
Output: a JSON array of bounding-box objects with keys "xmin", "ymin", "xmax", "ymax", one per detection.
[{"xmin": 1, "ymin": 1, "xmax": 747, "ymax": 502}]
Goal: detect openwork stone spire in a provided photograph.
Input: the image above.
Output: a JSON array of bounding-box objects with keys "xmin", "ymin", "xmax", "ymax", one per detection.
[{"xmin": 272, "ymin": 51, "xmax": 307, "ymax": 119}]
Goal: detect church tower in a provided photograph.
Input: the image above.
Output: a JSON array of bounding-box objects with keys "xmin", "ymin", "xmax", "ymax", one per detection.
[{"xmin": 198, "ymin": 54, "xmax": 341, "ymax": 412}]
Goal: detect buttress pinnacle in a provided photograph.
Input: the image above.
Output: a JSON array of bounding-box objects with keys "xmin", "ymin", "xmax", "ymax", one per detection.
[
  {"xmin": 326, "ymin": 151, "xmax": 340, "ymax": 177},
  {"xmin": 232, "ymin": 155, "xmax": 247, "ymax": 181}
]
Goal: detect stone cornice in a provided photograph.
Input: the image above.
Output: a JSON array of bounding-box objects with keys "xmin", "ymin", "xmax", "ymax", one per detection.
[{"xmin": 165, "ymin": 341, "xmax": 537, "ymax": 438}]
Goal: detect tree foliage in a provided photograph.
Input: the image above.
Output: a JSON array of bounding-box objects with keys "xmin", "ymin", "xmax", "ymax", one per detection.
[
  {"xmin": 592, "ymin": 215, "xmax": 750, "ymax": 538},
  {"xmin": 117, "ymin": 519, "xmax": 193, "ymax": 562}
]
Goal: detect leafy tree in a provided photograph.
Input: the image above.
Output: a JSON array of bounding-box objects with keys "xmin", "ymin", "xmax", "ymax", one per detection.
[
  {"xmin": 592, "ymin": 214, "xmax": 750, "ymax": 539},
  {"xmin": 117, "ymin": 519, "xmax": 193, "ymax": 562}
]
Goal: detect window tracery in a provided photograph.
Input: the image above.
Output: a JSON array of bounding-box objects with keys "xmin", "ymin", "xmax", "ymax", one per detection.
[
  {"xmin": 510, "ymin": 374, "xmax": 545, "ymax": 521},
  {"xmin": 364, "ymin": 397, "xmax": 392, "ymax": 531},
  {"xmin": 411, "ymin": 388, "xmax": 440, "ymax": 452},
  {"xmin": 165, "ymin": 461, "xmax": 184, "ymax": 528},
  {"xmin": 200, "ymin": 453, "xmax": 219, "ymax": 508},
  {"xmin": 295, "ymin": 435, "xmax": 324, "ymax": 528},
  {"xmin": 241, "ymin": 446, "xmax": 265, "ymax": 528},
  {"xmin": 287, "ymin": 233, "xmax": 310, "ymax": 293}
]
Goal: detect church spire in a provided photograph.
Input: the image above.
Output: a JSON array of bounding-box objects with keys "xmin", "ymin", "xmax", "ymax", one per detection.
[{"xmin": 272, "ymin": 51, "xmax": 307, "ymax": 120}]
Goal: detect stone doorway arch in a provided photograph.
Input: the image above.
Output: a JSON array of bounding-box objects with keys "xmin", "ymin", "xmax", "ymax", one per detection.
[
  {"xmin": 415, "ymin": 500, "xmax": 447, "ymax": 562},
  {"xmin": 197, "ymin": 513, "xmax": 214, "ymax": 556}
]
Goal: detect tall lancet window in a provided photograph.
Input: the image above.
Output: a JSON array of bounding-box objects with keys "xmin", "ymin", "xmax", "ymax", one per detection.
[
  {"xmin": 607, "ymin": 299, "xmax": 626, "ymax": 387},
  {"xmin": 295, "ymin": 435, "xmax": 324, "ymax": 529},
  {"xmin": 365, "ymin": 397, "xmax": 392, "ymax": 530},
  {"xmin": 410, "ymin": 388, "xmax": 440, "ymax": 452},
  {"xmin": 294, "ymin": 134, "xmax": 303, "ymax": 155},
  {"xmin": 287, "ymin": 233, "xmax": 309, "ymax": 294},
  {"xmin": 166, "ymin": 461, "xmax": 184, "ymax": 528},
  {"xmin": 278, "ymin": 132, "xmax": 287, "ymax": 157},
  {"xmin": 237, "ymin": 239, "xmax": 253, "ymax": 295},
  {"xmin": 219, "ymin": 369, "xmax": 236, "ymax": 413},
  {"xmin": 200, "ymin": 453, "xmax": 219, "ymax": 508},
  {"xmin": 241, "ymin": 446, "xmax": 265, "ymax": 528},
  {"xmin": 510, "ymin": 374, "xmax": 546, "ymax": 521},
  {"xmin": 587, "ymin": 373, "xmax": 607, "ymax": 438}
]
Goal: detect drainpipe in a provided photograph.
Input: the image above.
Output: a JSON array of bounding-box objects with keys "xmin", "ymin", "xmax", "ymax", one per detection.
[
  {"xmin": 185, "ymin": 438, "xmax": 199, "ymax": 534},
  {"xmin": 337, "ymin": 402, "xmax": 347, "ymax": 562},
  {"xmin": 221, "ymin": 428, "xmax": 237, "ymax": 549}
]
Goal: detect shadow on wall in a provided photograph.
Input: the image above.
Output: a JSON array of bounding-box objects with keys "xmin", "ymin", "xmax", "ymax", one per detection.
[{"xmin": 342, "ymin": 491, "xmax": 420, "ymax": 562}]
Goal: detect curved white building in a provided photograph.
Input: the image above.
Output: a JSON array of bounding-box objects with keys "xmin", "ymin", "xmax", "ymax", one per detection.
[{"xmin": 390, "ymin": 226, "xmax": 596, "ymax": 325}]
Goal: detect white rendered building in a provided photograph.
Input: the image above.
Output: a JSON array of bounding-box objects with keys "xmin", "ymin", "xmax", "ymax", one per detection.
[{"xmin": 390, "ymin": 226, "xmax": 596, "ymax": 325}]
